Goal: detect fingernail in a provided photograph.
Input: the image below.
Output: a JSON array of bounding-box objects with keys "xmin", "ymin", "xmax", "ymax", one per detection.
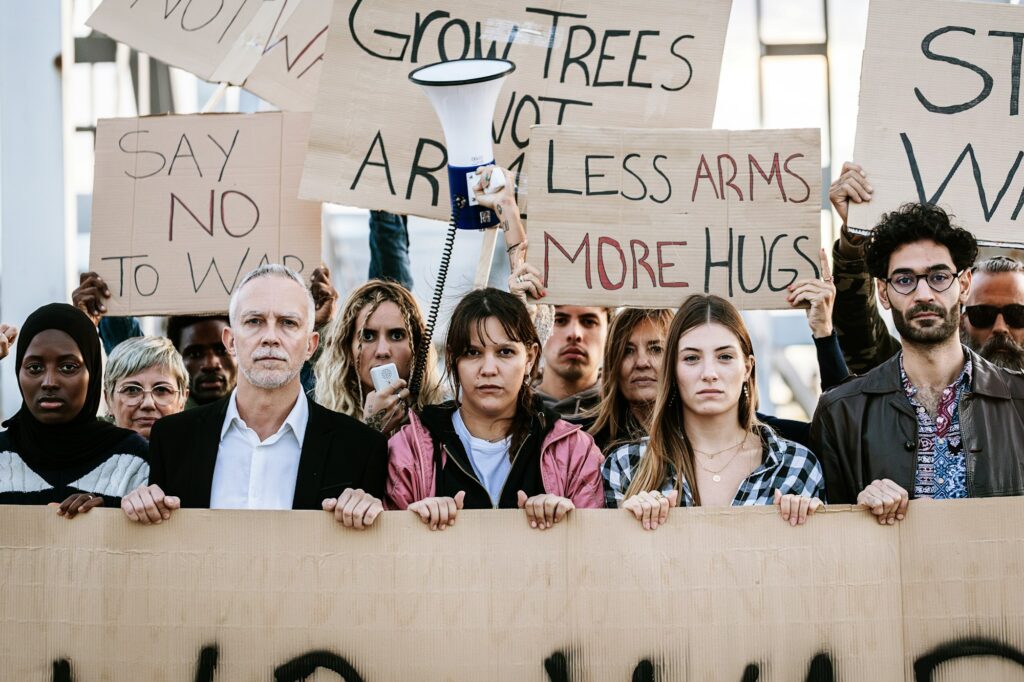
[
  {"xmin": 163, "ymin": 513, "xmax": 169, "ymax": 520},
  {"xmin": 530, "ymin": 521, "xmax": 537, "ymax": 528}
]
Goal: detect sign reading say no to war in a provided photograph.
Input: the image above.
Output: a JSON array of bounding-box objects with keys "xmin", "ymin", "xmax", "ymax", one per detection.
[
  {"xmin": 299, "ymin": 0, "xmax": 733, "ymax": 219},
  {"xmin": 850, "ymin": 0, "xmax": 1024, "ymax": 246},
  {"xmin": 89, "ymin": 112, "xmax": 321, "ymax": 315},
  {"xmin": 527, "ymin": 125, "xmax": 822, "ymax": 310}
]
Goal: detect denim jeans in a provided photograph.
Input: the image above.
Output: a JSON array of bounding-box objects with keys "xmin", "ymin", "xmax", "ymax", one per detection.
[{"xmin": 368, "ymin": 210, "xmax": 413, "ymax": 290}]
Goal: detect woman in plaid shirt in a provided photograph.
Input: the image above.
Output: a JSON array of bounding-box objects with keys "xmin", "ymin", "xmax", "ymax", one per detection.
[{"xmin": 602, "ymin": 294, "xmax": 825, "ymax": 530}]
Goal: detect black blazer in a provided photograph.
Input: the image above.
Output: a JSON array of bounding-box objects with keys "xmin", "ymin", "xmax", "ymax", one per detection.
[{"xmin": 147, "ymin": 394, "xmax": 388, "ymax": 509}]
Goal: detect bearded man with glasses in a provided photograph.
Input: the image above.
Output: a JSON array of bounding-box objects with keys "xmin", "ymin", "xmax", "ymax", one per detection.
[{"xmin": 811, "ymin": 203, "xmax": 1024, "ymax": 523}]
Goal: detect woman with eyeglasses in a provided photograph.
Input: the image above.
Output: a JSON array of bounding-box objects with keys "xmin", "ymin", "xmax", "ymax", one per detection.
[
  {"xmin": 0, "ymin": 304, "xmax": 149, "ymax": 517},
  {"xmin": 104, "ymin": 336, "xmax": 190, "ymax": 439}
]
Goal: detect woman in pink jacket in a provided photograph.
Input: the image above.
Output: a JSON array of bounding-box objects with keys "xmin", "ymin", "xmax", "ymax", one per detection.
[{"xmin": 387, "ymin": 288, "xmax": 604, "ymax": 530}]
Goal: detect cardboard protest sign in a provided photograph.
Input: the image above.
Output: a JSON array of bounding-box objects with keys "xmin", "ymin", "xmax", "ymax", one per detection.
[
  {"xmin": 242, "ymin": 0, "xmax": 333, "ymax": 111},
  {"xmin": 525, "ymin": 125, "xmax": 821, "ymax": 309},
  {"xmin": 86, "ymin": 0, "xmax": 303, "ymax": 87},
  {"xmin": 299, "ymin": 0, "xmax": 733, "ymax": 219},
  {"xmin": 849, "ymin": 0, "xmax": 1024, "ymax": 246},
  {"xmin": 2, "ymin": 500, "xmax": 1023, "ymax": 679},
  {"xmin": 89, "ymin": 112, "xmax": 322, "ymax": 315}
]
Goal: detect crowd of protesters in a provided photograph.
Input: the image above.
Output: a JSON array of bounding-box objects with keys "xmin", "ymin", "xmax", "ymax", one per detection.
[{"xmin": 1, "ymin": 162, "xmax": 1023, "ymax": 534}]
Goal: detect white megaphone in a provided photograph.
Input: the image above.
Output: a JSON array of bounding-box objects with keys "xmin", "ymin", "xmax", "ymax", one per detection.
[{"xmin": 409, "ymin": 58, "xmax": 516, "ymax": 230}]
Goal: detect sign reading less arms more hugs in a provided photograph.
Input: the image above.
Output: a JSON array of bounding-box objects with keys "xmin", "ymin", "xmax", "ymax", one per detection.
[
  {"xmin": 526, "ymin": 126, "xmax": 822, "ymax": 309},
  {"xmin": 850, "ymin": 0, "xmax": 1024, "ymax": 246},
  {"xmin": 89, "ymin": 112, "xmax": 321, "ymax": 315},
  {"xmin": 300, "ymin": 0, "xmax": 733, "ymax": 219}
]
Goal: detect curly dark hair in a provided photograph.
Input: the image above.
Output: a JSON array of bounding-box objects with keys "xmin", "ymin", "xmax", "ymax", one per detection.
[{"xmin": 864, "ymin": 203, "xmax": 978, "ymax": 280}]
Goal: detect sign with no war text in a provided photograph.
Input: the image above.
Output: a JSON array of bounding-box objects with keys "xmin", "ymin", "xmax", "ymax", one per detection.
[
  {"xmin": 89, "ymin": 112, "xmax": 322, "ymax": 315},
  {"xmin": 300, "ymin": 0, "xmax": 733, "ymax": 219},
  {"xmin": 850, "ymin": 0, "xmax": 1024, "ymax": 246},
  {"xmin": 526, "ymin": 125, "xmax": 822, "ymax": 310}
]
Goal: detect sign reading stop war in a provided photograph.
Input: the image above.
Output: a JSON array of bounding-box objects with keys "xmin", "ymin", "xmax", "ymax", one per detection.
[
  {"xmin": 299, "ymin": 0, "xmax": 733, "ymax": 219},
  {"xmin": 850, "ymin": 0, "xmax": 1024, "ymax": 246},
  {"xmin": 89, "ymin": 112, "xmax": 321, "ymax": 315},
  {"xmin": 86, "ymin": 0, "xmax": 330, "ymax": 111},
  {"xmin": 526, "ymin": 126, "xmax": 821, "ymax": 309}
]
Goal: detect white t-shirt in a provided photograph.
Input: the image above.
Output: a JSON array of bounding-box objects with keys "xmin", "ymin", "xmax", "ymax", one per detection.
[{"xmin": 452, "ymin": 409, "xmax": 512, "ymax": 506}]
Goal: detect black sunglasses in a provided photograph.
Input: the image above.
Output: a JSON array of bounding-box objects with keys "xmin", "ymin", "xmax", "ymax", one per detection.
[{"xmin": 964, "ymin": 304, "xmax": 1024, "ymax": 329}]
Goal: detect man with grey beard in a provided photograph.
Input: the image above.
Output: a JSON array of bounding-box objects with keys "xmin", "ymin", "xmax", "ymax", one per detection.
[
  {"xmin": 961, "ymin": 256, "xmax": 1024, "ymax": 371},
  {"xmin": 811, "ymin": 203, "xmax": 1024, "ymax": 524},
  {"xmin": 121, "ymin": 265, "xmax": 388, "ymax": 529}
]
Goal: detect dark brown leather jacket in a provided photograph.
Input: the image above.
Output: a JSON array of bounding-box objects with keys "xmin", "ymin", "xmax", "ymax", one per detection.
[{"xmin": 810, "ymin": 347, "xmax": 1024, "ymax": 503}]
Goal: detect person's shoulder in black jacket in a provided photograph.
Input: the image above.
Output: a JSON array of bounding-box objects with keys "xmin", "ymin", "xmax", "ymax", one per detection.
[{"xmin": 147, "ymin": 394, "xmax": 387, "ymax": 509}]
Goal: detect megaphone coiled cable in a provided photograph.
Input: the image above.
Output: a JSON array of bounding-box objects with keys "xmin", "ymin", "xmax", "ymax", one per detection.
[{"xmin": 410, "ymin": 213, "xmax": 457, "ymax": 398}]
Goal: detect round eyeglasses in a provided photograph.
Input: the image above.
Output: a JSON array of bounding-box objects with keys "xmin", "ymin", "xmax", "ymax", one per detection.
[{"xmin": 883, "ymin": 270, "xmax": 963, "ymax": 295}]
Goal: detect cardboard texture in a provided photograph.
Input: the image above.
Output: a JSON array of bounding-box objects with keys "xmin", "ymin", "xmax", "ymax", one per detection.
[
  {"xmin": 1, "ymin": 501, "xmax": 1022, "ymax": 679},
  {"xmin": 89, "ymin": 112, "xmax": 322, "ymax": 315},
  {"xmin": 525, "ymin": 125, "xmax": 822, "ymax": 309},
  {"xmin": 243, "ymin": 0, "xmax": 332, "ymax": 111},
  {"xmin": 849, "ymin": 0, "xmax": 1024, "ymax": 247},
  {"xmin": 299, "ymin": 0, "xmax": 733, "ymax": 219},
  {"xmin": 86, "ymin": 0, "xmax": 303, "ymax": 87}
]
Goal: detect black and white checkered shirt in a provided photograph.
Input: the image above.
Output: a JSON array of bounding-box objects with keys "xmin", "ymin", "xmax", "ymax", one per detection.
[{"xmin": 601, "ymin": 425, "xmax": 826, "ymax": 508}]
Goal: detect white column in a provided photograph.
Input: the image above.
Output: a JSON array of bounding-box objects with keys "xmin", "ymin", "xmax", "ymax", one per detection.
[{"xmin": 0, "ymin": 0, "xmax": 75, "ymax": 415}]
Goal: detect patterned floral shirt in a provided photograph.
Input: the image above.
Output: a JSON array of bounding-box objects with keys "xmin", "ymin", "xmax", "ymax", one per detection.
[
  {"xmin": 899, "ymin": 354, "xmax": 971, "ymax": 499},
  {"xmin": 601, "ymin": 426, "xmax": 825, "ymax": 508}
]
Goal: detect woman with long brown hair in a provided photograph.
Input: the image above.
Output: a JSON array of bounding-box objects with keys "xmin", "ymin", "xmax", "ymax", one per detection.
[
  {"xmin": 314, "ymin": 280, "xmax": 443, "ymax": 435},
  {"xmin": 602, "ymin": 294, "xmax": 825, "ymax": 530},
  {"xmin": 387, "ymin": 288, "xmax": 604, "ymax": 530},
  {"xmin": 587, "ymin": 308, "xmax": 673, "ymax": 453}
]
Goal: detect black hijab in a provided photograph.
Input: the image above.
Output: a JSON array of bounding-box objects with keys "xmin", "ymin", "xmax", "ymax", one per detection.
[{"xmin": 2, "ymin": 303, "xmax": 135, "ymax": 471}]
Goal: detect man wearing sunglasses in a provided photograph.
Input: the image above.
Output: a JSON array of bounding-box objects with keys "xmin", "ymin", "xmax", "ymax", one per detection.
[
  {"xmin": 811, "ymin": 202, "xmax": 1024, "ymax": 524},
  {"xmin": 827, "ymin": 162, "xmax": 1024, "ymax": 374},
  {"xmin": 962, "ymin": 257, "xmax": 1024, "ymax": 370}
]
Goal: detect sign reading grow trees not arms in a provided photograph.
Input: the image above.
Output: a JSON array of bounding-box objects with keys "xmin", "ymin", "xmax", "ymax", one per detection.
[
  {"xmin": 526, "ymin": 126, "xmax": 822, "ymax": 309},
  {"xmin": 299, "ymin": 0, "xmax": 733, "ymax": 219},
  {"xmin": 850, "ymin": 0, "xmax": 1024, "ymax": 246},
  {"xmin": 89, "ymin": 112, "xmax": 321, "ymax": 315}
]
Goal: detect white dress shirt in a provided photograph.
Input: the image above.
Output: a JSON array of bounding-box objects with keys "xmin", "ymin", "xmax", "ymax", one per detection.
[{"xmin": 210, "ymin": 388, "xmax": 308, "ymax": 510}]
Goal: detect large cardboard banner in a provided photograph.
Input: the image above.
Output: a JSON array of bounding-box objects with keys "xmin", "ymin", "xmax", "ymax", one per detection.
[
  {"xmin": 89, "ymin": 112, "xmax": 322, "ymax": 315},
  {"xmin": 2, "ymin": 501, "xmax": 1023, "ymax": 680},
  {"xmin": 299, "ymin": 0, "xmax": 733, "ymax": 219},
  {"xmin": 525, "ymin": 125, "xmax": 822, "ymax": 309},
  {"xmin": 850, "ymin": 0, "xmax": 1024, "ymax": 246}
]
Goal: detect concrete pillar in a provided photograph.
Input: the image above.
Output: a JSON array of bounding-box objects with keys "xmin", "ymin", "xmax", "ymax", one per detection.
[{"xmin": 0, "ymin": 0, "xmax": 75, "ymax": 414}]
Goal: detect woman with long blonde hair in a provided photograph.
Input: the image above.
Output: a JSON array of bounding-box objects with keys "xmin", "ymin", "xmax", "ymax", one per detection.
[
  {"xmin": 601, "ymin": 294, "xmax": 825, "ymax": 529},
  {"xmin": 315, "ymin": 280, "xmax": 443, "ymax": 434}
]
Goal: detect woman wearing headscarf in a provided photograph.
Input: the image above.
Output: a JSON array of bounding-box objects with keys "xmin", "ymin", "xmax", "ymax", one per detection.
[{"xmin": 0, "ymin": 303, "xmax": 148, "ymax": 516}]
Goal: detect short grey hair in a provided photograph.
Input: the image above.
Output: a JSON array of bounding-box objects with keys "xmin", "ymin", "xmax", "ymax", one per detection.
[
  {"xmin": 104, "ymin": 336, "xmax": 189, "ymax": 397},
  {"xmin": 228, "ymin": 263, "xmax": 315, "ymax": 332},
  {"xmin": 973, "ymin": 256, "xmax": 1024, "ymax": 275}
]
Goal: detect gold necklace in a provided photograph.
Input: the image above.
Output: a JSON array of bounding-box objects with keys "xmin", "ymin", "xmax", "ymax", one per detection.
[
  {"xmin": 692, "ymin": 434, "xmax": 748, "ymax": 458},
  {"xmin": 694, "ymin": 434, "xmax": 749, "ymax": 483}
]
